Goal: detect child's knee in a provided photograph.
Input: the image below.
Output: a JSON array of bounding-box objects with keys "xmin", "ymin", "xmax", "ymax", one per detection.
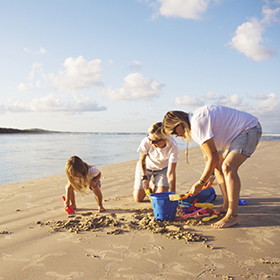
[{"xmin": 65, "ymin": 184, "xmax": 74, "ymax": 191}]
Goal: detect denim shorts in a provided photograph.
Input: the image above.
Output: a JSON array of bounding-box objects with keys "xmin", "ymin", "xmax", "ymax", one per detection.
[
  {"xmin": 228, "ymin": 122, "xmax": 262, "ymax": 157},
  {"xmin": 89, "ymin": 180, "xmax": 101, "ymax": 190},
  {"xmin": 133, "ymin": 161, "xmax": 169, "ymax": 190}
]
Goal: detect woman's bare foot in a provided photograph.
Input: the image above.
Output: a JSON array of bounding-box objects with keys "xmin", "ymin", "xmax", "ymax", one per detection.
[
  {"xmin": 211, "ymin": 214, "xmax": 238, "ymax": 228},
  {"xmin": 98, "ymin": 206, "xmax": 106, "ymax": 212},
  {"xmin": 215, "ymin": 205, "xmax": 228, "ymax": 214}
]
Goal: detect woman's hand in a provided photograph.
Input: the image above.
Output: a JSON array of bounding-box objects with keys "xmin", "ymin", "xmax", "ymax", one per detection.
[
  {"xmin": 205, "ymin": 174, "xmax": 215, "ymax": 187},
  {"xmin": 189, "ymin": 181, "xmax": 203, "ymax": 196}
]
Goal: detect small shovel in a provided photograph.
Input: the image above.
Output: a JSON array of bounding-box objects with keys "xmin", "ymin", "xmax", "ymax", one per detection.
[
  {"xmin": 202, "ymin": 214, "xmax": 218, "ymax": 222},
  {"xmin": 62, "ymin": 196, "xmax": 75, "ymax": 214},
  {"xmin": 169, "ymin": 183, "xmax": 216, "ymax": 202}
]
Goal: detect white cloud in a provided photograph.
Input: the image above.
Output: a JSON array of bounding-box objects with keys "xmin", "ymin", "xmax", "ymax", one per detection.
[
  {"xmin": 16, "ymin": 83, "xmax": 34, "ymax": 91},
  {"xmin": 228, "ymin": 3, "xmax": 280, "ymax": 61},
  {"xmin": 204, "ymin": 91, "xmax": 224, "ymax": 100},
  {"xmin": 23, "ymin": 47, "xmax": 47, "ymax": 55},
  {"xmin": 262, "ymin": 5, "xmax": 280, "ymax": 24},
  {"xmin": 156, "ymin": 0, "xmax": 210, "ymax": 20},
  {"xmin": 174, "ymin": 92, "xmax": 242, "ymax": 108},
  {"xmin": 0, "ymin": 104, "xmax": 5, "ymax": 114},
  {"xmin": 27, "ymin": 63, "xmax": 44, "ymax": 80},
  {"xmin": 253, "ymin": 92, "xmax": 280, "ymax": 133},
  {"xmin": 174, "ymin": 95, "xmax": 204, "ymax": 106},
  {"xmin": 102, "ymin": 72, "xmax": 164, "ymax": 101},
  {"xmin": 6, "ymin": 93, "xmax": 107, "ymax": 113},
  {"xmin": 129, "ymin": 60, "xmax": 143, "ymax": 72},
  {"xmin": 48, "ymin": 56, "xmax": 103, "ymax": 93},
  {"xmin": 255, "ymin": 92, "xmax": 279, "ymax": 113},
  {"xmin": 16, "ymin": 63, "xmax": 46, "ymax": 91},
  {"xmin": 228, "ymin": 18, "xmax": 275, "ymax": 61},
  {"xmin": 219, "ymin": 94, "xmax": 243, "ymax": 107}
]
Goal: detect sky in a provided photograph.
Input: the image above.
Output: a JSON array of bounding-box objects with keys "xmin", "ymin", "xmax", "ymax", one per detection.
[{"xmin": 0, "ymin": 0, "xmax": 279, "ymax": 133}]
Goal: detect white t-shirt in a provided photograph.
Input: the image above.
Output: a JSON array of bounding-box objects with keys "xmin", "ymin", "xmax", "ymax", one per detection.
[
  {"xmin": 189, "ymin": 105, "xmax": 259, "ymax": 151},
  {"xmin": 137, "ymin": 137, "xmax": 178, "ymax": 171},
  {"xmin": 86, "ymin": 166, "xmax": 100, "ymax": 182}
]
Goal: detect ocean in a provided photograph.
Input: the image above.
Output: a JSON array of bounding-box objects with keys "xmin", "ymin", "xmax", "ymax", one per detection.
[{"xmin": 0, "ymin": 133, "xmax": 279, "ymax": 186}]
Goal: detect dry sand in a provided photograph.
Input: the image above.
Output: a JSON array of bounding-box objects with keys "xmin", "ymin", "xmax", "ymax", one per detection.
[{"xmin": 0, "ymin": 141, "xmax": 279, "ymax": 280}]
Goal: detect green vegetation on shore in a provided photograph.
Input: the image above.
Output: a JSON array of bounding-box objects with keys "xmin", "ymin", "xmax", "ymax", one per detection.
[{"xmin": 0, "ymin": 127, "xmax": 58, "ymax": 134}]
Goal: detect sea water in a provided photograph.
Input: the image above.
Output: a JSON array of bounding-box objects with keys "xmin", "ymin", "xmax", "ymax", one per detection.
[
  {"xmin": 0, "ymin": 133, "xmax": 278, "ymax": 185},
  {"xmin": 0, "ymin": 132, "xmax": 188, "ymax": 185}
]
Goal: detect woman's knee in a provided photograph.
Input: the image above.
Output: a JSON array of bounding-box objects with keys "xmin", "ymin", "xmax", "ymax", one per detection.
[{"xmin": 222, "ymin": 161, "xmax": 231, "ymax": 175}]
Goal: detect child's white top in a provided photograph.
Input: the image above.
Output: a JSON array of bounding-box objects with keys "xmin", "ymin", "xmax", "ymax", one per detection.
[
  {"xmin": 86, "ymin": 166, "xmax": 100, "ymax": 182},
  {"xmin": 137, "ymin": 137, "xmax": 178, "ymax": 171}
]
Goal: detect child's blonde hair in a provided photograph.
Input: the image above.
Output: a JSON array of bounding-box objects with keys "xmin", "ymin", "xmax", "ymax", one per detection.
[
  {"xmin": 65, "ymin": 156, "xmax": 89, "ymax": 193},
  {"xmin": 162, "ymin": 111, "xmax": 192, "ymax": 143},
  {"xmin": 148, "ymin": 122, "xmax": 167, "ymax": 141}
]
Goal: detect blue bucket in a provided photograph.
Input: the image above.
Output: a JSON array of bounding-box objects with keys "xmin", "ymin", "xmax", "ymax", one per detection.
[{"xmin": 149, "ymin": 192, "xmax": 178, "ymax": 221}]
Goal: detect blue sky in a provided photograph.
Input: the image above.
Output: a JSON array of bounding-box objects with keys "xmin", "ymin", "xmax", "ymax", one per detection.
[{"xmin": 0, "ymin": 0, "xmax": 279, "ymax": 133}]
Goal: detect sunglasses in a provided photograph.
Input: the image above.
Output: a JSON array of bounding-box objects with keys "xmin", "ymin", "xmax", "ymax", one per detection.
[
  {"xmin": 171, "ymin": 124, "xmax": 180, "ymax": 135},
  {"xmin": 148, "ymin": 138, "xmax": 163, "ymax": 144}
]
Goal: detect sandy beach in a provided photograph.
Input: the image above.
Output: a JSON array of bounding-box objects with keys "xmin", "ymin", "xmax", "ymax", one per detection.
[{"xmin": 0, "ymin": 141, "xmax": 279, "ymax": 280}]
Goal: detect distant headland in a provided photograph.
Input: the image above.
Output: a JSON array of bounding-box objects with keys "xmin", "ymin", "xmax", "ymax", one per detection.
[{"xmin": 0, "ymin": 127, "xmax": 59, "ymax": 134}]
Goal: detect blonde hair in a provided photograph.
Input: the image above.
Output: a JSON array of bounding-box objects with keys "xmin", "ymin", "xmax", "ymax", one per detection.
[
  {"xmin": 162, "ymin": 111, "xmax": 191, "ymax": 143},
  {"xmin": 65, "ymin": 156, "xmax": 89, "ymax": 193},
  {"xmin": 148, "ymin": 122, "xmax": 167, "ymax": 141}
]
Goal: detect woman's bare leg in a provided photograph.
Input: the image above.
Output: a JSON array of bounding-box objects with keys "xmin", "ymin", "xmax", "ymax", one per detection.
[
  {"xmin": 214, "ymin": 153, "xmax": 228, "ymax": 213},
  {"xmin": 212, "ymin": 152, "xmax": 248, "ymax": 228}
]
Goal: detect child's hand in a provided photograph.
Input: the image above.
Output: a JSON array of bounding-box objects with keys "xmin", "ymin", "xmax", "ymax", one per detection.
[{"xmin": 142, "ymin": 180, "xmax": 149, "ymax": 191}]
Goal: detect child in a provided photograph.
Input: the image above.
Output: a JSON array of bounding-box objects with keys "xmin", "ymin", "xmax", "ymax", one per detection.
[{"xmin": 64, "ymin": 156, "xmax": 106, "ymax": 212}]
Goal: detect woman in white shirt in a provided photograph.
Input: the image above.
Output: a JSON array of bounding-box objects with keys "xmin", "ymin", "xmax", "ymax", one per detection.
[
  {"xmin": 162, "ymin": 105, "xmax": 262, "ymax": 228},
  {"xmin": 133, "ymin": 122, "xmax": 178, "ymax": 202}
]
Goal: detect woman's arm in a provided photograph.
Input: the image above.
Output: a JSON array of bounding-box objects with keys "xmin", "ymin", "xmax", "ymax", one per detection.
[
  {"xmin": 190, "ymin": 138, "xmax": 219, "ymax": 195},
  {"xmin": 167, "ymin": 162, "xmax": 177, "ymax": 193}
]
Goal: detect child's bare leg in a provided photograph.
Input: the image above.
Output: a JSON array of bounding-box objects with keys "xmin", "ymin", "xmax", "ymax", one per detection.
[
  {"xmin": 154, "ymin": 186, "xmax": 169, "ymax": 193},
  {"xmin": 65, "ymin": 183, "xmax": 76, "ymax": 209},
  {"xmin": 92, "ymin": 186, "xmax": 106, "ymax": 212},
  {"xmin": 133, "ymin": 189, "xmax": 146, "ymax": 202}
]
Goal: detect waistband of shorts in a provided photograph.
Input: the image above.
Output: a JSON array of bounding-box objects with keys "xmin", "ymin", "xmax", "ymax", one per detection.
[{"xmin": 146, "ymin": 167, "xmax": 167, "ymax": 172}]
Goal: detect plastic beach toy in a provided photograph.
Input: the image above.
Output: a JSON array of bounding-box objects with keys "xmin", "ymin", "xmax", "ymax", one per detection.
[
  {"xmin": 145, "ymin": 189, "xmax": 152, "ymax": 202},
  {"xmin": 62, "ymin": 196, "xmax": 76, "ymax": 214},
  {"xmin": 150, "ymin": 192, "xmax": 178, "ymax": 221},
  {"xmin": 202, "ymin": 214, "xmax": 218, "ymax": 222},
  {"xmin": 239, "ymin": 199, "xmax": 247, "ymax": 206},
  {"xmin": 181, "ymin": 207, "xmax": 206, "ymax": 219},
  {"xmin": 170, "ymin": 184, "xmax": 216, "ymax": 208}
]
